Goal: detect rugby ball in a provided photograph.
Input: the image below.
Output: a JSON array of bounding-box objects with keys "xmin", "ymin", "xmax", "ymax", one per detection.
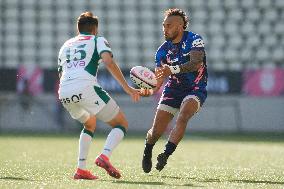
[{"xmin": 130, "ymin": 66, "xmax": 157, "ymax": 89}]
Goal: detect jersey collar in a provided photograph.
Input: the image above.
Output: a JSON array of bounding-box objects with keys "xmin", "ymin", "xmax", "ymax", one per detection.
[
  {"xmin": 171, "ymin": 31, "xmax": 187, "ymax": 45},
  {"xmin": 79, "ymin": 32, "xmax": 92, "ymax": 35}
]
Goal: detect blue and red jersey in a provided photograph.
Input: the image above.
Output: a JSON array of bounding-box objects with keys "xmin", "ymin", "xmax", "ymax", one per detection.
[{"xmin": 155, "ymin": 31, "xmax": 208, "ymax": 108}]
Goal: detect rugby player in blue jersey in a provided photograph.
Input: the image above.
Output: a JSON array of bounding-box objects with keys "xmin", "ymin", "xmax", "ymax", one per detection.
[{"xmin": 140, "ymin": 8, "xmax": 208, "ymax": 173}]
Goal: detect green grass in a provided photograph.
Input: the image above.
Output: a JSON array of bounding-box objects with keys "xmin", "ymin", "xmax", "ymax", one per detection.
[{"xmin": 0, "ymin": 134, "xmax": 284, "ymax": 189}]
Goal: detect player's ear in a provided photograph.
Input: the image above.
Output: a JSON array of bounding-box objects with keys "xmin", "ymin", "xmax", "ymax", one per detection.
[{"xmin": 178, "ymin": 23, "xmax": 184, "ymax": 31}]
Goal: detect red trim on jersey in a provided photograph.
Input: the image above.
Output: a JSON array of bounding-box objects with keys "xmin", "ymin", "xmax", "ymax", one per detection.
[{"xmin": 77, "ymin": 36, "xmax": 92, "ymax": 41}]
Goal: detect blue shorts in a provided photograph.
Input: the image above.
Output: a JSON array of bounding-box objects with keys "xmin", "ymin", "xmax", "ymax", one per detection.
[{"xmin": 159, "ymin": 88, "xmax": 207, "ymax": 109}]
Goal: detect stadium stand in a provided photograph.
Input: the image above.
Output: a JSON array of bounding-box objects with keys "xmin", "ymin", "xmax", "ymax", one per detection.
[{"xmin": 0, "ymin": 0, "xmax": 283, "ymax": 70}]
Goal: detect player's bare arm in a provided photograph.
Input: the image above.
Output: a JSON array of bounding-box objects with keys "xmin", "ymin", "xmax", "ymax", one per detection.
[
  {"xmin": 156, "ymin": 50, "xmax": 204, "ymax": 79},
  {"xmin": 101, "ymin": 52, "xmax": 140, "ymax": 102},
  {"xmin": 179, "ymin": 50, "xmax": 204, "ymax": 73},
  {"xmin": 101, "ymin": 52, "xmax": 128, "ymax": 89}
]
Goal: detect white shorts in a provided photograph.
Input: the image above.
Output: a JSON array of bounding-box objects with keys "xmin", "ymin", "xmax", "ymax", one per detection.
[
  {"xmin": 58, "ymin": 84, "xmax": 119, "ymax": 123},
  {"xmin": 157, "ymin": 95, "xmax": 201, "ymax": 116}
]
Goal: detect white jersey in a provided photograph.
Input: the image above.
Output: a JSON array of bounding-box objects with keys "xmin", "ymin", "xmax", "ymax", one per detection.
[
  {"xmin": 57, "ymin": 34, "xmax": 119, "ymax": 123},
  {"xmin": 58, "ymin": 34, "xmax": 112, "ymax": 87}
]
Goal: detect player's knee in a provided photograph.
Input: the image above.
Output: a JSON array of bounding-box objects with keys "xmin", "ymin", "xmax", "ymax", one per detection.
[
  {"xmin": 84, "ymin": 116, "xmax": 97, "ymax": 132},
  {"xmin": 116, "ymin": 113, "xmax": 128, "ymax": 129},
  {"xmin": 107, "ymin": 110, "xmax": 128, "ymax": 129},
  {"xmin": 119, "ymin": 119, "xmax": 128, "ymax": 130}
]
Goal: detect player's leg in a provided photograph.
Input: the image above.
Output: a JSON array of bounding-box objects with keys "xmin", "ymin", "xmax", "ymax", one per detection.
[
  {"xmin": 100, "ymin": 109, "xmax": 128, "ymax": 159},
  {"xmin": 146, "ymin": 109, "xmax": 174, "ymax": 144},
  {"xmin": 74, "ymin": 115, "xmax": 99, "ymax": 180},
  {"xmin": 156, "ymin": 96, "xmax": 200, "ymax": 171},
  {"xmin": 94, "ymin": 98, "xmax": 126, "ymax": 179},
  {"xmin": 77, "ymin": 115, "xmax": 96, "ymax": 168},
  {"xmin": 62, "ymin": 102, "xmax": 98, "ymax": 180},
  {"xmin": 169, "ymin": 97, "xmax": 199, "ymax": 144},
  {"xmin": 143, "ymin": 104, "xmax": 176, "ymax": 173}
]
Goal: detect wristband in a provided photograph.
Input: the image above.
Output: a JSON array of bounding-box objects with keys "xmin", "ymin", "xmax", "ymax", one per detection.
[{"xmin": 169, "ymin": 65, "xmax": 180, "ymax": 74}]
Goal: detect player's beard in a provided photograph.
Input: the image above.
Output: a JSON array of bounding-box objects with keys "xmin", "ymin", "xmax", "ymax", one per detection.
[{"xmin": 164, "ymin": 30, "xmax": 179, "ymax": 41}]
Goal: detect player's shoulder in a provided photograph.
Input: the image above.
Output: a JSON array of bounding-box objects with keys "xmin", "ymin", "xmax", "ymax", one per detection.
[
  {"xmin": 155, "ymin": 41, "xmax": 168, "ymax": 57},
  {"xmin": 96, "ymin": 35, "xmax": 109, "ymax": 42},
  {"xmin": 157, "ymin": 41, "xmax": 168, "ymax": 50},
  {"xmin": 62, "ymin": 37, "xmax": 76, "ymax": 46},
  {"xmin": 185, "ymin": 31, "xmax": 204, "ymax": 41},
  {"xmin": 59, "ymin": 37, "xmax": 75, "ymax": 54},
  {"xmin": 96, "ymin": 35, "xmax": 105, "ymax": 40},
  {"xmin": 97, "ymin": 36, "xmax": 111, "ymax": 46},
  {"xmin": 156, "ymin": 41, "xmax": 169, "ymax": 53},
  {"xmin": 185, "ymin": 31, "xmax": 205, "ymax": 48}
]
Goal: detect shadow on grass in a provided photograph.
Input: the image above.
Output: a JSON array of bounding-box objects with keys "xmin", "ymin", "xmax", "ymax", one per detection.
[
  {"xmin": 199, "ymin": 178, "xmax": 284, "ymax": 185},
  {"xmin": 113, "ymin": 180, "xmax": 164, "ymax": 185},
  {"xmin": 152, "ymin": 174, "xmax": 197, "ymax": 181},
  {"xmin": 160, "ymin": 175, "xmax": 183, "ymax": 179},
  {"xmin": 230, "ymin": 179, "xmax": 284, "ymax": 185},
  {"xmin": 113, "ymin": 180, "xmax": 202, "ymax": 187},
  {"xmin": 150, "ymin": 174, "xmax": 284, "ymax": 186},
  {"xmin": 0, "ymin": 176, "xmax": 31, "ymax": 181}
]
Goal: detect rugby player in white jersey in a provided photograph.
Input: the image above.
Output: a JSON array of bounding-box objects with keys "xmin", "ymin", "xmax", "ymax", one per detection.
[{"xmin": 58, "ymin": 12, "xmax": 140, "ymax": 180}]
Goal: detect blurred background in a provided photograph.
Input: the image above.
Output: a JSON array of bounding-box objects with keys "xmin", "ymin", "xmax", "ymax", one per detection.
[{"xmin": 0, "ymin": 0, "xmax": 283, "ymax": 134}]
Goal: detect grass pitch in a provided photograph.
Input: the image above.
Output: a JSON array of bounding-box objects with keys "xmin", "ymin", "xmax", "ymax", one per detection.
[{"xmin": 0, "ymin": 133, "xmax": 284, "ymax": 189}]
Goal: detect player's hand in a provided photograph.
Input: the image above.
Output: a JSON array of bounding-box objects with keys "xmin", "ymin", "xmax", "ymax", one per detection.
[
  {"xmin": 139, "ymin": 88, "xmax": 154, "ymax": 97},
  {"xmin": 156, "ymin": 64, "xmax": 172, "ymax": 79},
  {"xmin": 124, "ymin": 86, "xmax": 140, "ymax": 102}
]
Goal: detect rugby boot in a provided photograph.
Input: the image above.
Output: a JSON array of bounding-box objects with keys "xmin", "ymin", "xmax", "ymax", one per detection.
[
  {"xmin": 142, "ymin": 151, "xmax": 152, "ymax": 173},
  {"xmin": 95, "ymin": 154, "xmax": 121, "ymax": 179},
  {"xmin": 73, "ymin": 168, "xmax": 98, "ymax": 180},
  {"xmin": 156, "ymin": 153, "xmax": 169, "ymax": 171}
]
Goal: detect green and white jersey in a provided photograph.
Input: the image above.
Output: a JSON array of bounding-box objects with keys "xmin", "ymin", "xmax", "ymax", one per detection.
[{"xmin": 58, "ymin": 33, "xmax": 112, "ymax": 87}]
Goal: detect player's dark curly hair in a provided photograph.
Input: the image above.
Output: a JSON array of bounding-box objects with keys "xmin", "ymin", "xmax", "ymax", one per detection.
[
  {"xmin": 164, "ymin": 8, "xmax": 189, "ymax": 30},
  {"xmin": 77, "ymin": 11, "xmax": 98, "ymax": 33}
]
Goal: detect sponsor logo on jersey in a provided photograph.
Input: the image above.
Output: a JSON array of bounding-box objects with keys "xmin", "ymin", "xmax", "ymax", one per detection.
[
  {"xmin": 192, "ymin": 39, "xmax": 205, "ymax": 48},
  {"xmin": 104, "ymin": 40, "xmax": 111, "ymax": 48},
  {"xmin": 182, "ymin": 42, "xmax": 186, "ymax": 49},
  {"xmin": 94, "ymin": 101, "xmax": 99, "ymax": 105},
  {"xmin": 166, "ymin": 55, "xmax": 178, "ymax": 64},
  {"xmin": 66, "ymin": 61, "xmax": 86, "ymax": 69}
]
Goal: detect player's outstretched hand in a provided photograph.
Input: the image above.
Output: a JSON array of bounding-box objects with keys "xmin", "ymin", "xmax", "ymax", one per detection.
[
  {"xmin": 156, "ymin": 64, "xmax": 172, "ymax": 79},
  {"xmin": 124, "ymin": 86, "xmax": 140, "ymax": 102},
  {"xmin": 139, "ymin": 88, "xmax": 153, "ymax": 97}
]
